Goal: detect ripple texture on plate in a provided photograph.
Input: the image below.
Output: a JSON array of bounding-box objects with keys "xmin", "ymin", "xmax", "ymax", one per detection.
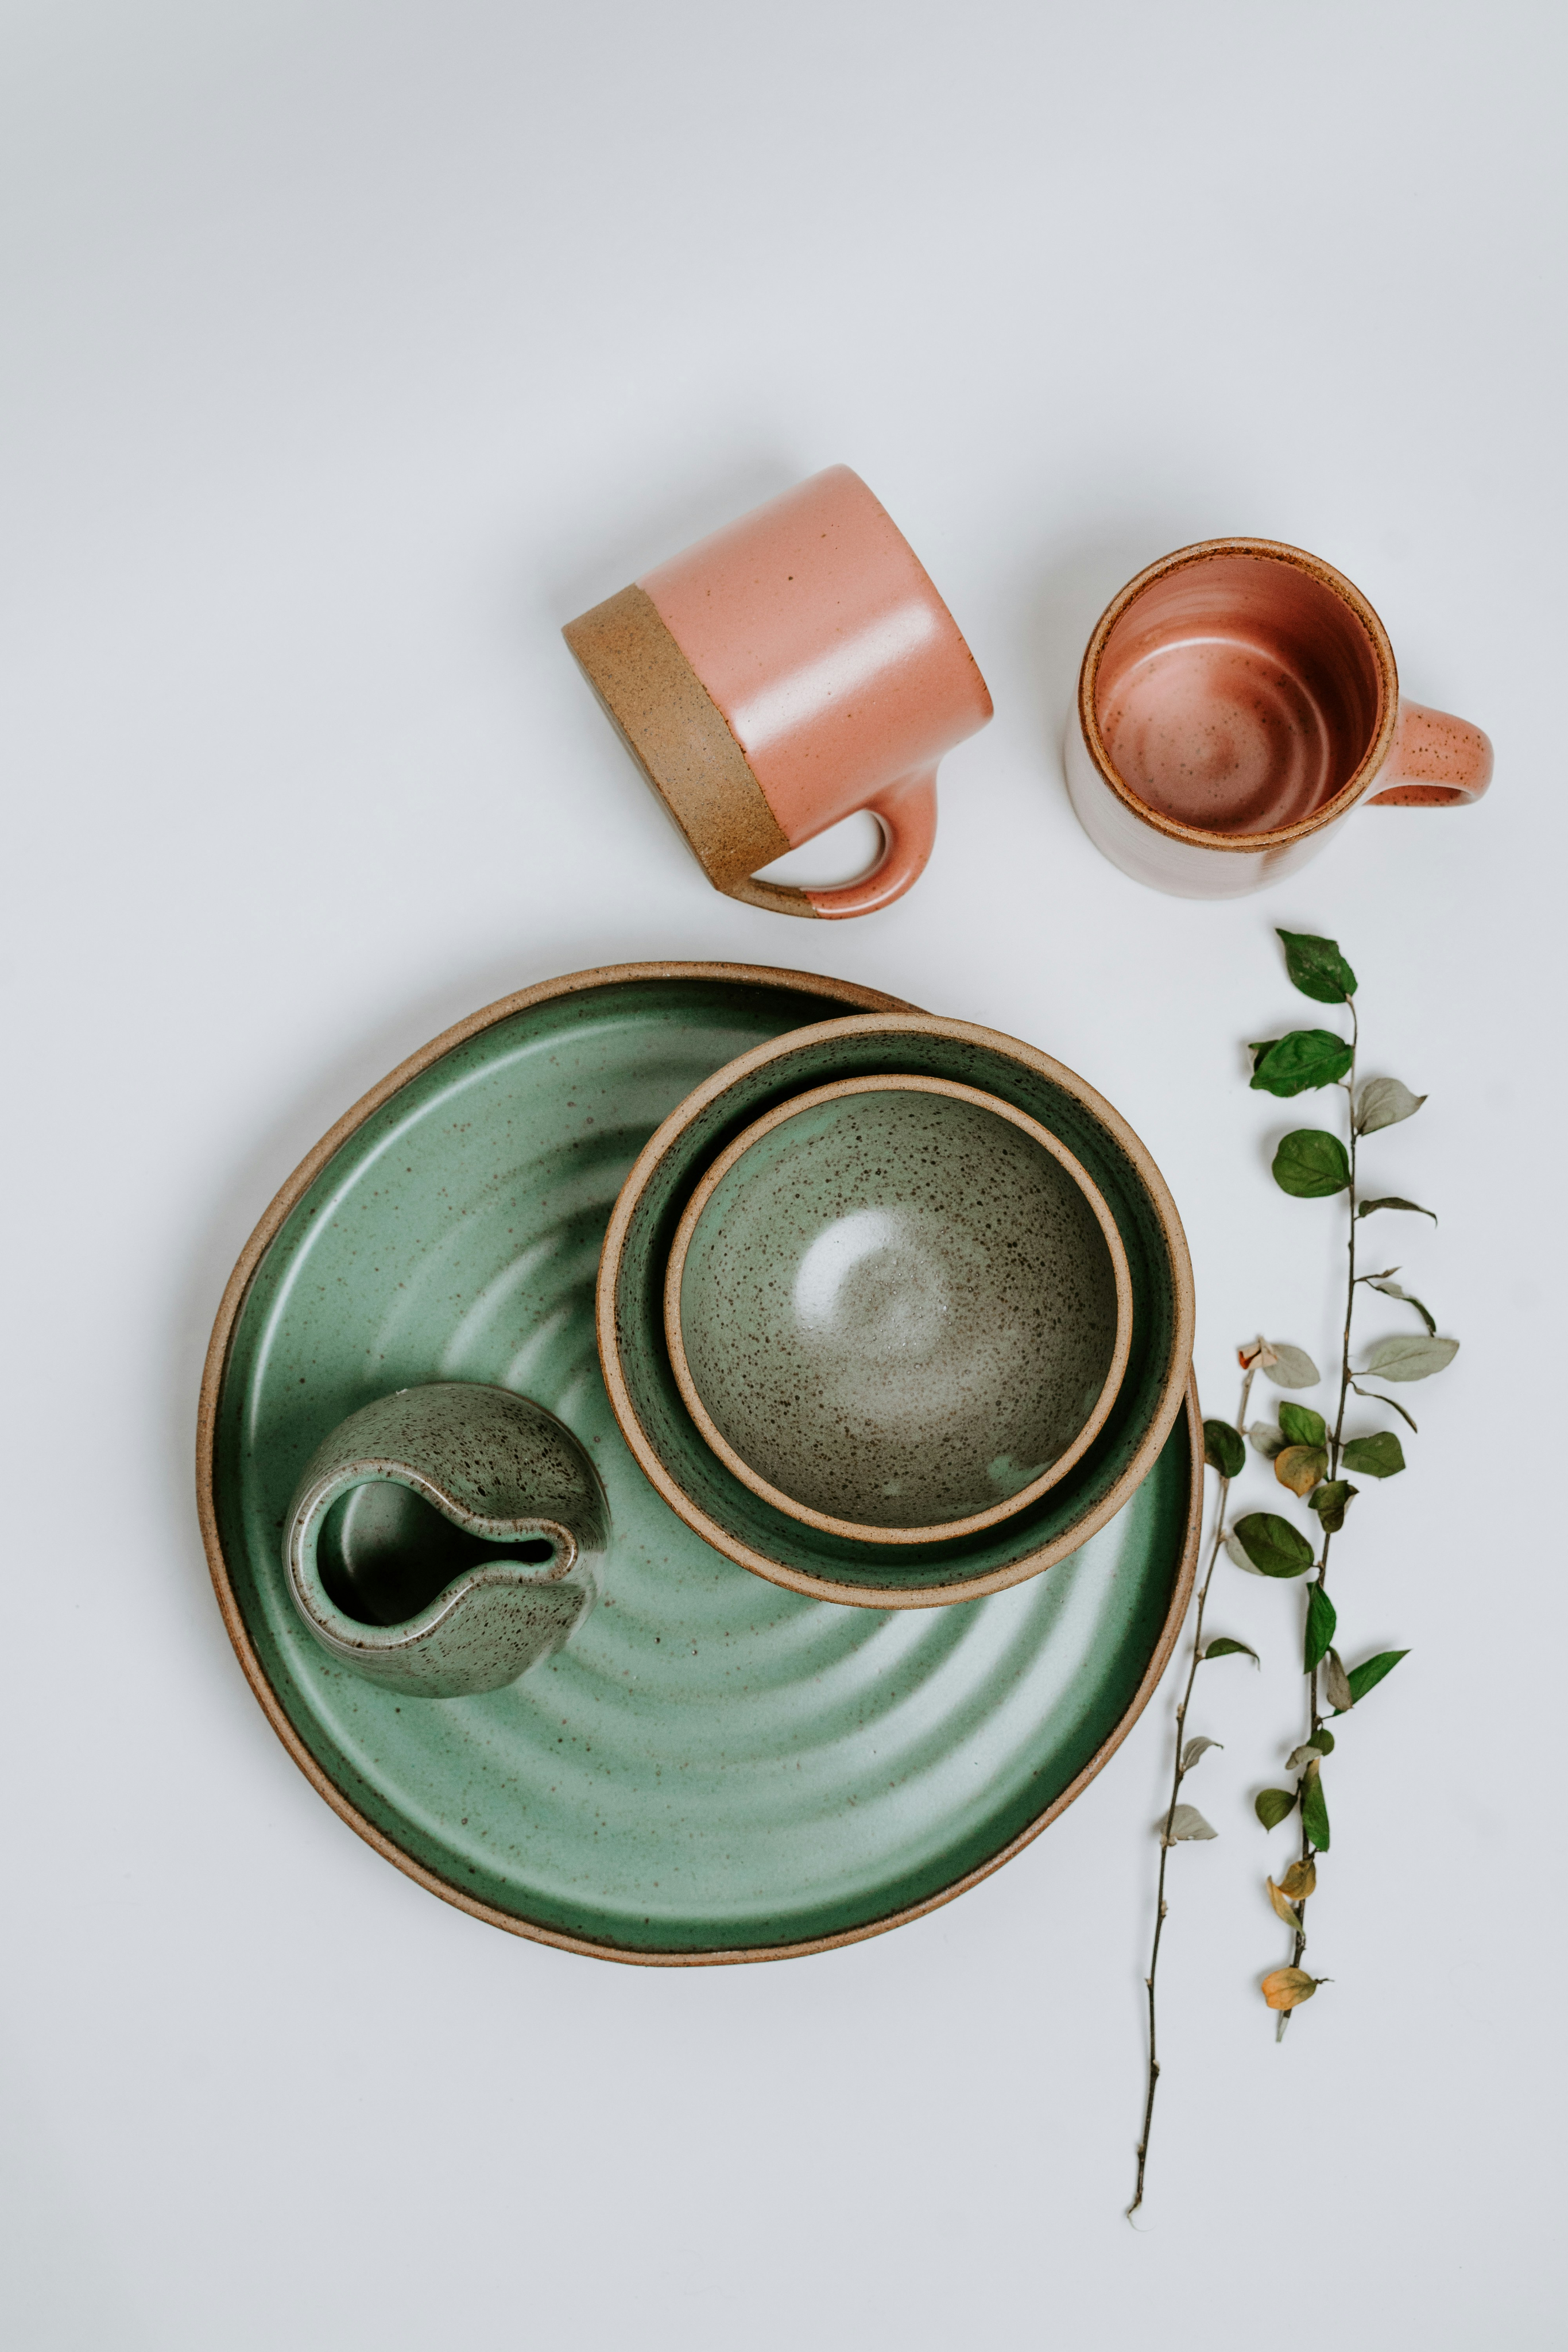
[{"xmin": 206, "ymin": 972, "xmax": 1195, "ymax": 1956}]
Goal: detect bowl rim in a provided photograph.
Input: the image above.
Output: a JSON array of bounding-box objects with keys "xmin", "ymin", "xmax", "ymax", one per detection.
[
  {"xmin": 661, "ymin": 1072, "xmax": 1136, "ymax": 1542},
  {"xmin": 597, "ymin": 1010, "xmax": 1196, "ymax": 1607}
]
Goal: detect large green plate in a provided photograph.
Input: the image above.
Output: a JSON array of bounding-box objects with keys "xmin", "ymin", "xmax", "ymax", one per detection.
[{"xmin": 199, "ymin": 963, "xmax": 1200, "ymax": 1964}]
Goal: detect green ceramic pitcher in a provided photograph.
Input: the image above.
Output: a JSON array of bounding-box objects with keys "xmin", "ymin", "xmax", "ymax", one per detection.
[{"xmin": 283, "ymin": 1383, "xmax": 609, "ymax": 1699}]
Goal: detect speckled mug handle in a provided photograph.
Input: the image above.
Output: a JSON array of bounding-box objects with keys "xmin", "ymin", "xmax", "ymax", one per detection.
[
  {"xmin": 1365, "ymin": 699, "xmax": 1494, "ymax": 807},
  {"xmin": 729, "ymin": 767, "xmax": 940, "ymax": 920},
  {"xmin": 283, "ymin": 1383, "xmax": 609, "ymax": 1700}
]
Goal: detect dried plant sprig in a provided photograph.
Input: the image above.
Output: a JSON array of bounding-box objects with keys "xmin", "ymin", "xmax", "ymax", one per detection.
[
  {"xmin": 1126, "ymin": 1357, "xmax": 1259, "ymax": 2219},
  {"xmin": 1235, "ymin": 930, "xmax": 1458, "ymax": 2037},
  {"xmin": 1128, "ymin": 1333, "xmax": 1319, "ymax": 2217}
]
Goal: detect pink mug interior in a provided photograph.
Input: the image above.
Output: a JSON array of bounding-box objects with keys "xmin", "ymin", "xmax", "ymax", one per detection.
[{"xmin": 1093, "ymin": 551, "xmax": 1389, "ymax": 835}]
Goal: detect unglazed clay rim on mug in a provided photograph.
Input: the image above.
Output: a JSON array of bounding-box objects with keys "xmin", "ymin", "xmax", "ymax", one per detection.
[
  {"xmin": 599, "ymin": 1011, "xmax": 1196, "ymax": 1608},
  {"xmin": 1077, "ymin": 536, "xmax": 1401, "ymax": 855},
  {"xmin": 662, "ymin": 1074, "xmax": 1135, "ymax": 1543}
]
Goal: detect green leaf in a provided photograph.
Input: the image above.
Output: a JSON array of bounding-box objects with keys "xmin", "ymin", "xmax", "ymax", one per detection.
[
  {"xmin": 1304, "ymin": 1583, "xmax": 1338, "ymax": 1674},
  {"xmin": 1248, "ymin": 1420, "xmax": 1286, "ymax": 1458},
  {"xmin": 1359, "ymin": 1334, "xmax": 1459, "ymax": 1383},
  {"xmin": 1255, "ymin": 1786, "xmax": 1299, "ymax": 1831},
  {"xmin": 1355, "ymin": 1076, "xmax": 1427, "ymax": 1134},
  {"xmin": 1273, "ymin": 1129, "xmax": 1352, "ymax": 1198},
  {"xmin": 1307, "ymin": 1479, "xmax": 1357, "ymax": 1533},
  {"xmin": 1250, "ymin": 1030, "xmax": 1355, "ymax": 1097},
  {"xmin": 1344, "ymin": 1649, "xmax": 1410, "ymax": 1707},
  {"xmin": 1350, "ymin": 1381, "xmax": 1420, "ymax": 1433},
  {"xmin": 1342, "ymin": 1431, "xmax": 1406, "ymax": 1479},
  {"xmin": 1233, "ymin": 1511, "xmax": 1317, "ymax": 1578},
  {"xmin": 1358, "ymin": 1196, "xmax": 1437, "ymax": 1223},
  {"xmin": 1203, "ymin": 1418, "xmax": 1246, "ymax": 1478},
  {"xmin": 1368, "ymin": 1279, "xmax": 1437, "ymax": 1337},
  {"xmin": 1277, "ymin": 929, "xmax": 1358, "ymax": 1003},
  {"xmin": 1278, "ymin": 1402, "xmax": 1327, "ymax": 1448},
  {"xmin": 1307, "ymin": 1727, "xmax": 1335, "ymax": 1756},
  {"xmin": 1261, "ymin": 1342, "xmax": 1322, "ymax": 1390},
  {"xmin": 1203, "ymin": 1636, "xmax": 1260, "ymax": 1664},
  {"xmin": 1300, "ymin": 1764, "xmax": 1331, "ymax": 1851}
]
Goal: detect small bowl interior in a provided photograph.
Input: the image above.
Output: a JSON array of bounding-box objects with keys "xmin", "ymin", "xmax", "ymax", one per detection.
[
  {"xmin": 669, "ymin": 1081, "xmax": 1126, "ymax": 1537},
  {"xmin": 607, "ymin": 1021, "xmax": 1186, "ymax": 1600}
]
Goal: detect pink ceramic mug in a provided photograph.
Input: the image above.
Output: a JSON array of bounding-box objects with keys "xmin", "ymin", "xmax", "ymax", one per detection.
[
  {"xmin": 1063, "ymin": 537, "xmax": 1494, "ymax": 898},
  {"xmin": 563, "ymin": 466, "xmax": 993, "ymax": 918}
]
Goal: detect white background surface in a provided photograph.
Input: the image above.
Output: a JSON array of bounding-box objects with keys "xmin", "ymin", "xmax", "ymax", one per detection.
[{"xmin": 4, "ymin": 4, "xmax": 1564, "ymax": 2345}]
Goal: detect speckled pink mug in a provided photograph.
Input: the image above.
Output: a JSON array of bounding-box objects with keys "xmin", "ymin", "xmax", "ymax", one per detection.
[
  {"xmin": 1064, "ymin": 537, "xmax": 1494, "ymax": 899},
  {"xmin": 563, "ymin": 466, "xmax": 993, "ymax": 918}
]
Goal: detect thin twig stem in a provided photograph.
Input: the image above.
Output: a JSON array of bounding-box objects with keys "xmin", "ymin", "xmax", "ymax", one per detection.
[
  {"xmin": 1279, "ymin": 999, "xmax": 1359, "ymax": 2036},
  {"xmin": 1127, "ymin": 1360, "xmax": 1257, "ymax": 2217}
]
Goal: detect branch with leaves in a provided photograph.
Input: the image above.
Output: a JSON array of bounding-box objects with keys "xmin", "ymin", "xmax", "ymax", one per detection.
[
  {"xmin": 1127, "ymin": 1360, "xmax": 1271, "ymax": 2219},
  {"xmin": 1128, "ymin": 928, "xmax": 1461, "ymax": 2214},
  {"xmin": 1228, "ymin": 930, "xmax": 1459, "ymax": 2033}
]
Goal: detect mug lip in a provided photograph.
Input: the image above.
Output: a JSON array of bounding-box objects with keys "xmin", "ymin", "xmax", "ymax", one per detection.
[
  {"xmin": 597, "ymin": 1009, "xmax": 1195, "ymax": 1608},
  {"xmin": 1077, "ymin": 536, "xmax": 1400, "ymax": 853},
  {"xmin": 661, "ymin": 1072, "xmax": 1136, "ymax": 1544}
]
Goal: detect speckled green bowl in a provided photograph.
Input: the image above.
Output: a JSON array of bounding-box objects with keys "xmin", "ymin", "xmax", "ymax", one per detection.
[
  {"xmin": 665, "ymin": 1077, "xmax": 1133, "ymax": 1542},
  {"xmin": 599, "ymin": 1013, "xmax": 1194, "ymax": 1608}
]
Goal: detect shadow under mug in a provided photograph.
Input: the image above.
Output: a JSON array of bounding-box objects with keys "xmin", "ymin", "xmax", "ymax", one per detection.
[
  {"xmin": 283, "ymin": 1383, "xmax": 608, "ymax": 1699},
  {"xmin": 1063, "ymin": 537, "xmax": 1493, "ymax": 899},
  {"xmin": 563, "ymin": 465, "xmax": 993, "ymax": 919}
]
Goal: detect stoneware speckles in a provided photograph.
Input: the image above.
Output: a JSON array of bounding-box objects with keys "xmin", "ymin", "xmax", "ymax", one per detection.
[
  {"xmin": 198, "ymin": 964, "xmax": 1199, "ymax": 1962},
  {"xmin": 563, "ymin": 466, "xmax": 992, "ymax": 919},
  {"xmin": 665, "ymin": 1077, "xmax": 1132, "ymax": 1541},
  {"xmin": 599, "ymin": 1009, "xmax": 1195, "ymax": 1608},
  {"xmin": 1064, "ymin": 537, "xmax": 1495, "ymax": 898},
  {"xmin": 284, "ymin": 1383, "xmax": 609, "ymax": 1697}
]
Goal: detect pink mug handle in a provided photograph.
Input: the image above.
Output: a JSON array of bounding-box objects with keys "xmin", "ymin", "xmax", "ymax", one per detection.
[
  {"xmin": 727, "ymin": 768, "xmax": 940, "ymax": 920},
  {"xmin": 1367, "ymin": 699, "xmax": 1494, "ymax": 807}
]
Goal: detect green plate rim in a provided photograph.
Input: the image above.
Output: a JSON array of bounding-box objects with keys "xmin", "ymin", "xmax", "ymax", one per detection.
[{"xmin": 196, "ymin": 961, "xmax": 1201, "ymax": 1966}]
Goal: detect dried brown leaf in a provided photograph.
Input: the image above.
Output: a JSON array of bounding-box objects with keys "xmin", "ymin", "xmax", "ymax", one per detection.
[
  {"xmin": 1261, "ymin": 1966, "xmax": 1321, "ymax": 2011},
  {"xmin": 1275, "ymin": 1442, "xmax": 1329, "ymax": 1498},
  {"xmin": 1266, "ymin": 1878, "xmax": 1305, "ymax": 1929},
  {"xmin": 1277, "ymin": 1856, "xmax": 1317, "ymax": 1901}
]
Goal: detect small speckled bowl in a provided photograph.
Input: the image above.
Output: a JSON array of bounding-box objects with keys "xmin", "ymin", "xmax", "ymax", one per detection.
[
  {"xmin": 664, "ymin": 1076, "xmax": 1133, "ymax": 1541},
  {"xmin": 598, "ymin": 1012, "xmax": 1195, "ymax": 1608}
]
